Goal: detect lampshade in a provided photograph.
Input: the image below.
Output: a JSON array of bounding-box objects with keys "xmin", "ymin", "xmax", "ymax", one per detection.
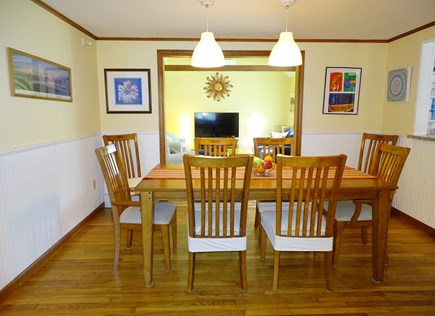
[
  {"xmin": 268, "ymin": 31, "xmax": 302, "ymax": 67},
  {"xmin": 191, "ymin": 31, "xmax": 225, "ymax": 68}
]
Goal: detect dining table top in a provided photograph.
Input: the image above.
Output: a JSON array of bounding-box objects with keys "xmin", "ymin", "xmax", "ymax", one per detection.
[{"xmin": 135, "ymin": 163, "xmax": 396, "ymax": 200}]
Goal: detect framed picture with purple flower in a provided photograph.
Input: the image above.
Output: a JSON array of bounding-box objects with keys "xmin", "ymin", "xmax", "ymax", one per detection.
[{"xmin": 104, "ymin": 69, "xmax": 151, "ymax": 113}]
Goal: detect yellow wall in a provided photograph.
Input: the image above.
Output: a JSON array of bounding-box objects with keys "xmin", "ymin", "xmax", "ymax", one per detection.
[
  {"xmin": 165, "ymin": 71, "xmax": 292, "ymax": 149},
  {"xmin": 95, "ymin": 41, "xmax": 282, "ymax": 133},
  {"xmin": 96, "ymin": 40, "xmax": 389, "ymax": 136},
  {"xmin": 2, "ymin": 1, "xmax": 435, "ymax": 152},
  {"xmin": 382, "ymin": 26, "xmax": 435, "ymax": 134},
  {"xmin": 300, "ymin": 42, "xmax": 388, "ymax": 132},
  {"xmin": 0, "ymin": 1, "xmax": 100, "ymax": 150}
]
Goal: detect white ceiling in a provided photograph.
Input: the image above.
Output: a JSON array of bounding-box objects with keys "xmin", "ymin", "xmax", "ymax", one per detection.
[{"xmin": 39, "ymin": 0, "xmax": 435, "ymax": 41}]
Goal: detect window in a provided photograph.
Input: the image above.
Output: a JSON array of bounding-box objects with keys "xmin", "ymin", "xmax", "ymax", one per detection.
[{"xmin": 415, "ymin": 40, "xmax": 435, "ymax": 136}]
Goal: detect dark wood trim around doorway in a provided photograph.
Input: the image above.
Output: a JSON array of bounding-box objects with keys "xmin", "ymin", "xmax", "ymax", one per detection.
[{"xmin": 157, "ymin": 50, "xmax": 305, "ymax": 163}]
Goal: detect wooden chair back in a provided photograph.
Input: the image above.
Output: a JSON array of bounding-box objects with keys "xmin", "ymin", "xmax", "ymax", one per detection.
[
  {"xmin": 103, "ymin": 133, "xmax": 141, "ymax": 179},
  {"xmin": 358, "ymin": 133, "xmax": 398, "ymax": 174},
  {"xmin": 253, "ymin": 137, "xmax": 295, "ymax": 159},
  {"xmin": 95, "ymin": 144, "xmax": 131, "ymax": 205},
  {"xmin": 276, "ymin": 154, "xmax": 347, "ymax": 238},
  {"xmin": 371, "ymin": 143, "xmax": 410, "ymax": 190},
  {"xmin": 194, "ymin": 137, "xmax": 238, "ymax": 157},
  {"xmin": 183, "ymin": 155, "xmax": 253, "ymax": 239}
]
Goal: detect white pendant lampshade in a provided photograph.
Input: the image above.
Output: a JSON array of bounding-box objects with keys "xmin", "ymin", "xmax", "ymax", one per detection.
[
  {"xmin": 269, "ymin": 0, "xmax": 302, "ymax": 67},
  {"xmin": 268, "ymin": 31, "xmax": 302, "ymax": 67},
  {"xmin": 192, "ymin": 31, "xmax": 225, "ymax": 68}
]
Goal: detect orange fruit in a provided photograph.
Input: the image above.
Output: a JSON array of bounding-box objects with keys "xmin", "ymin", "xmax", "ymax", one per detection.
[
  {"xmin": 264, "ymin": 155, "xmax": 274, "ymax": 162},
  {"xmin": 256, "ymin": 165, "xmax": 265, "ymax": 174}
]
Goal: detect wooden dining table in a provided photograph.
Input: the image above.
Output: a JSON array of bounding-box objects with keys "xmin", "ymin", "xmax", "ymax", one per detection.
[{"xmin": 135, "ymin": 163, "xmax": 396, "ymax": 288}]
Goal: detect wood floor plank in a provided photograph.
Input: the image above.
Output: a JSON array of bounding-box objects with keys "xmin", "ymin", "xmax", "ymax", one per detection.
[{"xmin": 1, "ymin": 204, "xmax": 434, "ymax": 315}]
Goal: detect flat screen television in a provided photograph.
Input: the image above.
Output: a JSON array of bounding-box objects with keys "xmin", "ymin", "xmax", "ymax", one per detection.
[{"xmin": 194, "ymin": 112, "xmax": 239, "ymax": 138}]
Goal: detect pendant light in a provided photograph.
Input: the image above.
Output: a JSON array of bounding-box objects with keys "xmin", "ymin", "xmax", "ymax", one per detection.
[
  {"xmin": 191, "ymin": 0, "xmax": 225, "ymax": 68},
  {"xmin": 269, "ymin": 0, "xmax": 302, "ymax": 67}
]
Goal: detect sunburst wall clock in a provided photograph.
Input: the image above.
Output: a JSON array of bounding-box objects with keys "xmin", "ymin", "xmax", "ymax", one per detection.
[
  {"xmin": 204, "ymin": 72, "xmax": 233, "ymax": 102},
  {"xmin": 387, "ymin": 67, "xmax": 411, "ymax": 102}
]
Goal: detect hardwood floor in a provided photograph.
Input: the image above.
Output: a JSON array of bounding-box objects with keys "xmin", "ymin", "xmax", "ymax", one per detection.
[{"xmin": 1, "ymin": 202, "xmax": 434, "ymax": 315}]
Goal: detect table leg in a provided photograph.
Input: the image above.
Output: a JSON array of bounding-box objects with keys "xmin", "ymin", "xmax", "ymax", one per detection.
[
  {"xmin": 141, "ymin": 191, "xmax": 154, "ymax": 287},
  {"xmin": 371, "ymin": 188, "xmax": 390, "ymax": 283}
]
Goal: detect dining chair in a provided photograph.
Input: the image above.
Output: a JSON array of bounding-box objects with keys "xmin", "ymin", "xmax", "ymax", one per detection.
[
  {"xmin": 95, "ymin": 144, "xmax": 177, "ymax": 271},
  {"xmin": 253, "ymin": 137, "xmax": 295, "ymax": 160},
  {"xmin": 253, "ymin": 137, "xmax": 295, "ymax": 229},
  {"xmin": 357, "ymin": 133, "xmax": 399, "ymax": 174},
  {"xmin": 259, "ymin": 154, "xmax": 347, "ymax": 291},
  {"xmin": 183, "ymin": 154, "xmax": 253, "ymax": 291},
  {"xmin": 333, "ymin": 144, "xmax": 410, "ymax": 265},
  {"xmin": 329, "ymin": 133, "xmax": 398, "ymax": 264},
  {"xmin": 102, "ymin": 133, "xmax": 142, "ymax": 190},
  {"xmin": 194, "ymin": 137, "xmax": 238, "ymax": 156}
]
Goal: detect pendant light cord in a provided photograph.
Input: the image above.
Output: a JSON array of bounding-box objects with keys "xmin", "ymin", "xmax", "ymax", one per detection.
[
  {"xmin": 285, "ymin": 4, "xmax": 289, "ymax": 32},
  {"xmin": 205, "ymin": 3, "xmax": 209, "ymax": 32}
]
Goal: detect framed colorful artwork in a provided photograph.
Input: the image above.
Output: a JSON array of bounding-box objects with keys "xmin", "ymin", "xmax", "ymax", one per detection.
[
  {"xmin": 7, "ymin": 48, "xmax": 72, "ymax": 102},
  {"xmin": 322, "ymin": 67, "xmax": 362, "ymax": 115},
  {"xmin": 387, "ymin": 67, "xmax": 411, "ymax": 102},
  {"xmin": 104, "ymin": 69, "xmax": 152, "ymax": 113}
]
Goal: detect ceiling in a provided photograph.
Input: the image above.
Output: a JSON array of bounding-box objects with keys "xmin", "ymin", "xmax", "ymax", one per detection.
[{"xmin": 38, "ymin": 0, "xmax": 435, "ymax": 41}]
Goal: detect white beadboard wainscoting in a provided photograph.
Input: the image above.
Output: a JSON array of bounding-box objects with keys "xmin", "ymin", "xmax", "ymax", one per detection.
[
  {"xmin": 0, "ymin": 135, "xmax": 104, "ymax": 291},
  {"xmin": 395, "ymin": 137, "xmax": 435, "ymax": 228},
  {"xmin": 303, "ymin": 132, "xmax": 435, "ymax": 228},
  {"xmin": 0, "ymin": 132, "xmax": 161, "ymax": 291}
]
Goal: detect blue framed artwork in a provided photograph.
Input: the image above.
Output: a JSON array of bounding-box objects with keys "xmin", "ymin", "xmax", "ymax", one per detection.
[
  {"xmin": 7, "ymin": 48, "xmax": 72, "ymax": 102},
  {"xmin": 104, "ymin": 69, "xmax": 151, "ymax": 113},
  {"xmin": 322, "ymin": 67, "xmax": 362, "ymax": 115},
  {"xmin": 387, "ymin": 67, "xmax": 411, "ymax": 102}
]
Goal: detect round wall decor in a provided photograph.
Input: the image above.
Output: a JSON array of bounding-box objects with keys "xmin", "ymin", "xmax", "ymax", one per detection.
[
  {"xmin": 387, "ymin": 67, "xmax": 411, "ymax": 102},
  {"xmin": 204, "ymin": 72, "xmax": 233, "ymax": 102}
]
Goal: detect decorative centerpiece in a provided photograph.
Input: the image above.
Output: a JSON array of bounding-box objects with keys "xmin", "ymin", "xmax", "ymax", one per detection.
[
  {"xmin": 253, "ymin": 155, "xmax": 274, "ymax": 176},
  {"xmin": 204, "ymin": 72, "xmax": 233, "ymax": 102}
]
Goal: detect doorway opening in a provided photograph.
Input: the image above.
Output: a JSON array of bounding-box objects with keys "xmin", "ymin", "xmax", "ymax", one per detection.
[{"xmin": 157, "ymin": 50, "xmax": 305, "ymax": 164}]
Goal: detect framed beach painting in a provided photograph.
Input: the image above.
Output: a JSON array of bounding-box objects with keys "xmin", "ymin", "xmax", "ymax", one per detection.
[
  {"xmin": 104, "ymin": 69, "xmax": 152, "ymax": 114},
  {"xmin": 322, "ymin": 67, "xmax": 362, "ymax": 115},
  {"xmin": 7, "ymin": 48, "xmax": 72, "ymax": 102}
]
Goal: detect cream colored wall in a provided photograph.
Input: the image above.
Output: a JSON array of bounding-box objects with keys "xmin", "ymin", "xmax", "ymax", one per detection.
[
  {"xmin": 165, "ymin": 71, "xmax": 291, "ymax": 149},
  {"xmin": 300, "ymin": 42, "xmax": 388, "ymax": 132},
  {"xmin": 382, "ymin": 26, "xmax": 435, "ymax": 134},
  {"xmin": 97, "ymin": 41, "xmax": 389, "ymax": 136},
  {"xmin": 96, "ymin": 41, "xmax": 278, "ymax": 133},
  {"xmin": 0, "ymin": 1, "xmax": 100, "ymax": 151},
  {"xmin": 2, "ymin": 1, "xmax": 429, "ymax": 150}
]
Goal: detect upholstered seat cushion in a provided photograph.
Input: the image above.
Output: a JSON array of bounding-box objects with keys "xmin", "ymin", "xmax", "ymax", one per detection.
[
  {"xmin": 119, "ymin": 206, "xmax": 141, "ymax": 224},
  {"xmin": 260, "ymin": 204, "xmax": 332, "ymax": 251},
  {"xmin": 334, "ymin": 200, "xmax": 373, "ymax": 221},
  {"xmin": 119, "ymin": 202, "xmax": 177, "ymax": 225},
  {"xmin": 187, "ymin": 202, "xmax": 247, "ymax": 252},
  {"xmin": 257, "ymin": 201, "xmax": 281, "ymax": 213},
  {"xmin": 127, "ymin": 177, "xmax": 142, "ymax": 190}
]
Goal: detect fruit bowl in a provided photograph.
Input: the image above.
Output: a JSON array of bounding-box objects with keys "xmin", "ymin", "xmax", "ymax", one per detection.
[
  {"xmin": 252, "ymin": 155, "xmax": 274, "ymax": 176},
  {"xmin": 253, "ymin": 163, "xmax": 274, "ymax": 176}
]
